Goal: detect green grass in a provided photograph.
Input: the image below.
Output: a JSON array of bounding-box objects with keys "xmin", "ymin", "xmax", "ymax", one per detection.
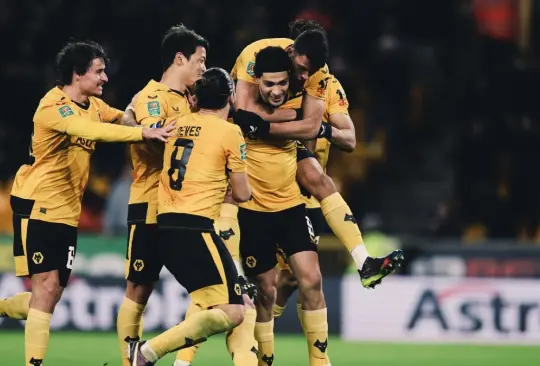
[{"xmin": 1, "ymin": 331, "xmax": 539, "ymax": 366}]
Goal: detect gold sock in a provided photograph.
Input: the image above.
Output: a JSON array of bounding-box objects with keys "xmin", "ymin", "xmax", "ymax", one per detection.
[
  {"xmin": 144, "ymin": 308, "xmax": 235, "ymax": 361},
  {"xmin": 272, "ymin": 303, "xmax": 285, "ymax": 318},
  {"xmin": 227, "ymin": 306, "xmax": 258, "ymax": 366},
  {"xmin": 320, "ymin": 192, "xmax": 363, "ymax": 252},
  {"xmin": 175, "ymin": 302, "xmax": 205, "ymax": 364},
  {"xmin": 25, "ymin": 308, "xmax": 52, "ymax": 365},
  {"xmin": 254, "ymin": 320, "xmax": 274, "ymax": 366},
  {"xmin": 0, "ymin": 291, "xmax": 30, "ymax": 320},
  {"xmin": 216, "ymin": 203, "xmax": 240, "ymax": 262},
  {"xmin": 117, "ymin": 297, "xmax": 146, "ymax": 366},
  {"xmin": 301, "ymin": 308, "xmax": 330, "ymax": 366}
]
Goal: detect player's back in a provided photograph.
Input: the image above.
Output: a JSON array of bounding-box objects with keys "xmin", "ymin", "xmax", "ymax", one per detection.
[
  {"xmin": 129, "ymin": 80, "xmax": 191, "ymax": 224},
  {"xmin": 158, "ymin": 112, "xmax": 246, "ymax": 227}
]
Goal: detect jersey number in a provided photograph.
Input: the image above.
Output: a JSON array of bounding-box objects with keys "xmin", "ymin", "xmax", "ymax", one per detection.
[{"xmin": 168, "ymin": 138, "xmax": 194, "ymax": 191}]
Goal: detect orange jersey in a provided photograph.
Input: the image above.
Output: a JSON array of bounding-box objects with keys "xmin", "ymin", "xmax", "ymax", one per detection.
[
  {"xmin": 11, "ymin": 87, "xmax": 141, "ymax": 226},
  {"xmin": 129, "ymin": 80, "xmax": 192, "ymax": 224},
  {"xmin": 158, "ymin": 112, "xmax": 247, "ymax": 224}
]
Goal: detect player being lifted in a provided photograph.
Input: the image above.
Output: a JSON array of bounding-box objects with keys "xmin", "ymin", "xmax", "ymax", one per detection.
[
  {"xmin": 0, "ymin": 41, "xmax": 173, "ymax": 366},
  {"xmin": 127, "ymin": 68, "xmax": 253, "ymax": 366},
  {"xmin": 232, "ymin": 21, "xmax": 404, "ymax": 292},
  {"xmin": 116, "ymin": 24, "xmax": 208, "ymax": 366}
]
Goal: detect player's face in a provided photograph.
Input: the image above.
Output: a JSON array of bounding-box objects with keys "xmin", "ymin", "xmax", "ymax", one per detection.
[
  {"xmin": 78, "ymin": 58, "xmax": 108, "ymax": 97},
  {"xmin": 291, "ymin": 53, "xmax": 311, "ymax": 81},
  {"xmin": 184, "ymin": 46, "xmax": 207, "ymax": 87},
  {"xmin": 258, "ymin": 71, "xmax": 289, "ymax": 107}
]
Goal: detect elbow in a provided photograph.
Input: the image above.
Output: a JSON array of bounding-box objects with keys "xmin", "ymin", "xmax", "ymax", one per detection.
[
  {"xmin": 232, "ymin": 188, "xmax": 252, "ymax": 203},
  {"xmin": 343, "ymin": 139, "xmax": 356, "ymax": 153}
]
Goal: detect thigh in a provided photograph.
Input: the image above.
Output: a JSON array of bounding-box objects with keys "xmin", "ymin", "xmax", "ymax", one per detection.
[
  {"xmin": 238, "ymin": 208, "xmax": 279, "ymax": 277},
  {"xmin": 125, "ymin": 223, "xmax": 162, "ymax": 284},
  {"xmin": 23, "ymin": 219, "xmax": 77, "ymax": 287},
  {"xmin": 160, "ymin": 229, "xmax": 243, "ymax": 309},
  {"xmin": 277, "ymin": 205, "xmax": 318, "ymax": 258}
]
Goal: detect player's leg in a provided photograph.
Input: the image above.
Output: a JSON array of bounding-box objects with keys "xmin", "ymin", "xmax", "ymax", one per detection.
[
  {"xmin": 239, "ymin": 208, "xmax": 279, "ymax": 366},
  {"xmin": 272, "ymin": 251, "xmax": 298, "ymax": 318},
  {"xmin": 128, "ymin": 229, "xmax": 245, "ymax": 365},
  {"xmin": 279, "ymin": 204, "xmax": 329, "ymax": 366},
  {"xmin": 226, "ymin": 295, "xmax": 259, "ymax": 366},
  {"xmin": 118, "ymin": 223, "xmax": 161, "ymax": 366},
  {"xmin": 16, "ymin": 213, "xmax": 77, "ymax": 366},
  {"xmin": 296, "ymin": 155, "xmax": 403, "ymax": 288}
]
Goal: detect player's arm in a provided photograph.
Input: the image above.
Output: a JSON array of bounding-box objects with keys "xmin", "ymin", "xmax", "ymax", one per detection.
[
  {"xmin": 326, "ymin": 113, "xmax": 356, "ymax": 152},
  {"xmin": 37, "ymin": 105, "xmax": 173, "ymax": 142},
  {"xmin": 235, "ymin": 80, "xmax": 296, "ymax": 122},
  {"xmin": 122, "ymin": 91, "xmax": 141, "ymax": 127},
  {"xmin": 225, "ymin": 126, "xmax": 252, "ymax": 202},
  {"xmin": 268, "ymin": 94, "xmax": 324, "ymax": 139}
]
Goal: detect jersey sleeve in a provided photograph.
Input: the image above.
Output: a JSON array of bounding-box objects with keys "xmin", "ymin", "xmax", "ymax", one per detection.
[
  {"xmin": 134, "ymin": 93, "xmax": 168, "ymax": 127},
  {"xmin": 232, "ymin": 48, "xmax": 257, "ymax": 84},
  {"xmin": 326, "ymin": 77, "xmax": 349, "ymax": 116},
  {"xmin": 224, "ymin": 125, "xmax": 248, "ymax": 173},
  {"xmin": 35, "ymin": 104, "xmax": 143, "ymax": 142},
  {"xmin": 95, "ymin": 99, "xmax": 124, "ymax": 123},
  {"xmin": 304, "ymin": 64, "xmax": 331, "ymax": 100}
]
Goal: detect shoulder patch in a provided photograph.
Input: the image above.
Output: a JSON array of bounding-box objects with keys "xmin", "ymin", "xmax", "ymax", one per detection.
[
  {"xmin": 58, "ymin": 105, "xmax": 74, "ymax": 118},
  {"xmin": 246, "ymin": 61, "xmax": 255, "ymax": 77},
  {"xmin": 240, "ymin": 143, "xmax": 247, "ymax": 161},
  {"xmin": 147, "ymin": 101, "xmax": 161, "ymax": 116}
]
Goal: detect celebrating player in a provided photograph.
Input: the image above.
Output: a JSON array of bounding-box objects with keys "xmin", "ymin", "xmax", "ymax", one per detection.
[
  {"xmin": 116, "ymin": 24, "xmax": 208, "ymax": 366},
  {"xmin": 127, "ymin": 68, "xmax": 252, "ymax": 366},
  {"xmin": 0, "ymin": 40, "xmax": 174, "ymax": 366}
]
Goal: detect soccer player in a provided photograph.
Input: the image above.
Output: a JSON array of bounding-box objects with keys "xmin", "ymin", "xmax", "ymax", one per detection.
[
  {"xmin": 233, "ymin": 23, "xmax": 403, "ymax": 290},
  {"xmin": 127, "ymin": 68, "xmax": 252, "ymax": 366},
  {"xmin": 116, "ymin": 24, "xmax": 209, "ymax": 366},
  {"xmin": 0, "ymin": 40, "xmax": 173, "ymax": 366}
]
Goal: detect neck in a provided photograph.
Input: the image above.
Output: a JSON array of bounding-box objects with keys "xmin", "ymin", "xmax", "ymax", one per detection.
[
  {"xmin": 160, "ymin": 68, "xmax": 188, "ymax": 93},
  {"xmin": 198, "ymin": 105, "xmax": 230, "ymax": 120},
  {"xmin": 62, "ymin": 85, "xmax": 89, "ymax": 104}
]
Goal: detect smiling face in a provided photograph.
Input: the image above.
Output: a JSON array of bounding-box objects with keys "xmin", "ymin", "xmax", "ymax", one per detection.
[
  {"xmin": 182, "ymin": 46, "xmax": 207, "ymax": 87},
  {"xmin": 76, "ymin": 58, "xmax": 108, "ymax": 97},
  {"xmin": 257, "ymin": 71, "xmax": 289, "ymax": 107}
]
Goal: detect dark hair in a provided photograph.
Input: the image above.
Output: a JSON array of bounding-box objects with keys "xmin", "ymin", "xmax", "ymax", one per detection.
[
  {"xmin": 293, "ymin": 29, "xmax": 329, "ymax": 73},
  {"xmin": 193, "ymin": 68, "xmax": 233, "ymax": 110},
  {"xmin": 161, "ymin": 24, "xmax": 209, "ymax": 71},
  {"xmin": 289, "ymin": 19, "xmax": 326, "ymax": 40},
  {"xmin": 253, "ymin": 46, "xmax": 293, "ymax": 78},
  {"xmin": 55, "ymin": 41, "xmax": 109, "ymax": 86}
]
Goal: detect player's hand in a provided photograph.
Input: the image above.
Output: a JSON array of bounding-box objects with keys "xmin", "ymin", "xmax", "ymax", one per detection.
[
  {"xmin": 233, "ymin": 109, "xmax": 270, "ymax": 139},
  {"xmin": 142, "ymin": 121, "xmax": 176, "ymax": 142},
  {"xmin": 317, "ymin": 122, "xmax": 332, "ymax": 140}
]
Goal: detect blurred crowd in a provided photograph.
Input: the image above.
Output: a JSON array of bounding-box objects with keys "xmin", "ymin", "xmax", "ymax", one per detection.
[{"xmin": 0, "ymin": 0, "xmax": 539, "ymax": 240}]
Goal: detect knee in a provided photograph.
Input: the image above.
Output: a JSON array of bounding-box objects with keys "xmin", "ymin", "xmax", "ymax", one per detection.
[
  {"xmin": 278, "ymin": 271, "xmax": 298, "ymax": 292},
  {"xmin": 126, "ymin": 281, "xmax": 154, "ymax": 304},
  {"xmin": 255, "ymin": 277, "xmax": 276, "ymax": 307},
  {"xmin": 297, "ymin": 269, "xmax": 322, "ymax": 294},
  {"xmin": 227, "ymin": 304, "xmax": 245, "ymax": 327},
  {"xmin": 299, "ymin": 164, "xmax": 336, "ymax": 200},
  {"xmin": 31, "ymin": 273, "xmax": 63, "ymax": 308}
]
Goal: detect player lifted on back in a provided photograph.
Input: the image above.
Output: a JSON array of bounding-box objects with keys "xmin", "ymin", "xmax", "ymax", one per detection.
[
  {"xmin": 127, "ymin": 68, "xmax": 252, "ymax": 366},
  {"xmin": 116, "ymin": 24, "xmax": 208, "ymax": 366},
  {"xmin": 0, "ymin": 41, "xmax": 173, "ymax": 366},
  {"xmin": 232, "ymin": 20, "xmax": 403, "ymax": 290}
]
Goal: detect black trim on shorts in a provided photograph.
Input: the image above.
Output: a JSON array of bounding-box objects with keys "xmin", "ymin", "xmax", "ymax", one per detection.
[
  {"xmin": 157, "ymin": 213, "xmax": 214, "ymax": 232},
  {"xmin": 128, "ymin": 203, "xmax": 148, "ymax": 224}
]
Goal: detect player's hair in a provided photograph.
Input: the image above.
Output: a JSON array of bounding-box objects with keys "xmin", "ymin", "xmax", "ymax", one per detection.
[
  {"xmin": 193, "ymin": 68, "xmax": 233, "ymax": 110},
  {"xmin": 55, "ymin": 41, "xmax": 109, "ymax": 86},
  {"xmin": 161, "ymin": 24, "xmax": 209, "ymax": 71},
  {"xmin": 253, "ymin": 46, "xmax": 294, "ymax": 78},
  {"xmin": 289, "ymin": 19, "xmax": 326, "ymax": 40},
  {"xmin": 293, "ymin": 29, "xmax": 329, "ymax": 73}
]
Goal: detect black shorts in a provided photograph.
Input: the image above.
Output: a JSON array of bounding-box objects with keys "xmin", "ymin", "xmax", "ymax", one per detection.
[
  {"xmin": 158, "ymin": 213, "xmax": 244, "ymax": 309},
  {"xmin": 307, "ymin": 207, "xmax": 326, "ymax": 240},
  {"xmin": 296, "ymin": 141, "xmax": 315, "ymax": 162},
  {"xmin": 125, "ymin": 223, "xmax": 161, "ymax": 284},
  {"xmin": 12, "ymin": 196, "xmax": 77, "ymax": 288},
  {"xmin": 239, "ymin": 204, "xmax": 317, "ymax": 277}
]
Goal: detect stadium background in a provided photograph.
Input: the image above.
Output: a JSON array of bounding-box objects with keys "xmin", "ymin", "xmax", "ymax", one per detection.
[{"xmin": 2, "ymin": 0, "xmax": 540, "ymax": 365}]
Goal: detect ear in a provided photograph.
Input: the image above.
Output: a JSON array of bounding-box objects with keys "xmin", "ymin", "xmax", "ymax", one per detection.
[
  {"xmin": 175, "ymin": 52, "xmax": 186, "ymax": 66},
  {"xmin": 287, "ymin": 47, "xmax": 295, "ymax": 57}
]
